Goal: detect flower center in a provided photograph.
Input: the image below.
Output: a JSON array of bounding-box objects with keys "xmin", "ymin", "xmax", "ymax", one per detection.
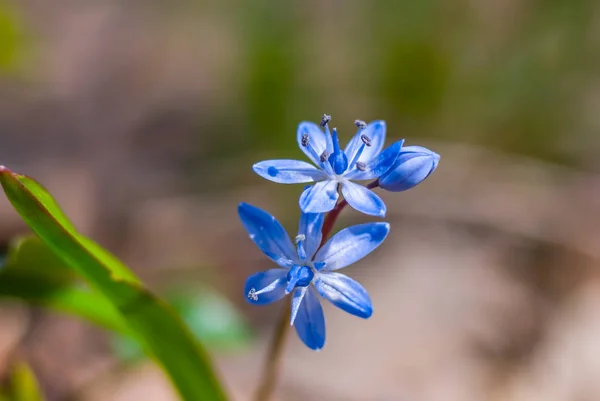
[
  {"xmin": 328, "ymin": 127, "xmax": 349, "ymax": 175},
  {"xmin": 285, "ymin": 265, "xmax": 314, "ymax": 293},
  {"xmin": 303, "ymin": 114, "xmax": 374, "ymax": 177}
]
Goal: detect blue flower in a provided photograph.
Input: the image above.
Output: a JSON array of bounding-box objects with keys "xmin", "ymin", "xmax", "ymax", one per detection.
[
  {"xmin": 379, "ymin": 146, "xmax": 440, "ymax": 192},
  {"xmin": 252, "ymin": 116, "xmax": 403, "ymax": 217},
  {"xmin": 239, "ymin": 202, "xmax": 389, "ymax": 350}
]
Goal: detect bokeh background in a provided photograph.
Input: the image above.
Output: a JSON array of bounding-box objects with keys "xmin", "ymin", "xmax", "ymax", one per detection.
[{"xmin": 0, "ymin": 0, "xmax": 600, "ymax": 400}]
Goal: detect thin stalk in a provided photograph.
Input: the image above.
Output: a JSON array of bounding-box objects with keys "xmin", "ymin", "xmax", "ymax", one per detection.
[
  {"xmin": 252, "ymin": 302, "xmax": 292, "ymax": 401},
  {"xmin": 252, "ymin": 179, "xmax": 379, "ymax": 401}
]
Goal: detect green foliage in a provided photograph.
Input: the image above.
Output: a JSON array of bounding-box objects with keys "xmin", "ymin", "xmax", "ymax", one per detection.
[
  {"xmin": 0, "ymin": 237, "xmax": 130, "ymax": 334},
  {"xmin": 0, "ymin": 167, "xmax": 228, "ymax": 401},
  {"xmin": 113, "ymin": 287, "xmax": 251, "ymax": 363}
]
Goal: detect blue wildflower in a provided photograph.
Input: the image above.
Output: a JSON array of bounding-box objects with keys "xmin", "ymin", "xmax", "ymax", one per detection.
[
  {"xmin": 252, "ymin": 116, "xmax": 403, "ymax": 217},
  {"xmin": 379, "ymin": 146, "xmax": 440, "ymax": 192},
  {"xmin": 239, "ymin": 202, "xmax": 389, "ymax": 350}
]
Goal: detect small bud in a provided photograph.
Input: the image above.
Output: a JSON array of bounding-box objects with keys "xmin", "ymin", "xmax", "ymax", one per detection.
[
  {"xmin": 320, "ymin": 151, "xmax": 330, "ymax": 162},
  {"xmin": 361, "ymin": 134, "xmax": 372, "ymax": 147},
  {"xmin": 356, "ymin": 161, "xmax": 366, "ymax": 171},
  {"xmin": 354, "ymin": 120, "xmax": 367, "ymax": 129},
  {"xmin": 301, "ymin": 133, "xmax": 310, "ymax": 147},
  {"xmin": 379, "ymin": 146, "xmax": 440, "ymax": 192},
  {"xmin": 320, "ymin": 114, "xmax": 332, "ymax": 127}
]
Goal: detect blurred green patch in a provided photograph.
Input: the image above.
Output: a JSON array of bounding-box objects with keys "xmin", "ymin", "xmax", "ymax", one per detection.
[
  {"xmin": 112, "ymin": 286, "xmax": 251, "ymax": 363},
  {"xmin": 378, "ymin": 40, "xmax": 450, "ymax": 118},
  {"xmin": 0, "ymin": 361, "xmax": 44, "ymax": 401},
  {"xmin": 0, "ymin": 1, "xmax": 25, "ymax": 73}
]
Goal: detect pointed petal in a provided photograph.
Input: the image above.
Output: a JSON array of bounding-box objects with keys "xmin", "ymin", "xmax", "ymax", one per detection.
[
  {"xmin": 297, "ymin": 122, "xmax": 330, "ymax": 165},
  {"xmin": 299, "ymin": 180, "xmax": 339, "ymax": 214},
  {"xmin": 253, "ymin": 160, "xmax": 327, "ymax": 184},
  {"xmin": 238, "ymin": 203, "xmax": 297, "ymax": 265},
  {"xmin": 314, "ymin": 222, "xmax": 390, "ymax": 270},
  {"xmin": 341, "ymin": 181, "xmax": 386, "ymax": 217},
  {"xmin": 297, "ymin": 212, "xmax": 325, "ymax": 260},
  {"xmin": 315, "ymin": 273, "xmax": 373, "ymax": 318},
  {"xmin": 346, "ymin": 140, "xmax": 404, "ymax": 180},
  {"xmin": 244, "ymin": 269, "xmax": 288, "ymax": 305},
  {"xmin": 290, "ymin": 286, "xmax": 307, "ymax": 325},
  {"xmin": 379, "ymin": 146, "xmax": 440, "ymax": 192},
  {"xmin": 293, "ymin": 287, "xmax": 325, "ymax": 350},
  {"xmin": 344, "ymin": 120, "xmax": 386, "ymax": 164}
]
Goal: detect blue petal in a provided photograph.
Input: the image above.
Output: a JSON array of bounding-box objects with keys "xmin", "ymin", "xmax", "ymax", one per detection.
[
  {"xmin": 299, "ymin": 180, "xmax": 339, "ymax": 213},
  {"xmin": 314, "ymin": 222, "xmax": 390, "ymax": 270},
  {"xmin": 297, "ymin": 122, "xmax": 331, "ymax": 165},
  {"xmin": 297, "ymin": 212, "xmax": 325, "ymax": 260},
  {"xmin": 290, "ymin": 286, "xmax": 307, "ymax": 324},
  {"xmin": 345, "ymin": 140, "xmax": 404, "ymax": 180},
  {"xmin": 341, "ymin": 181, "xmax": 386, "ymax": 217},
  {"xmin": 379, "ymin": 146, "xmax": 440, "ymax": 192},
  {"xmin": 238, "ymin": 203, "xmax": 297, "ymax": 265},
  {"xmin": 314, "ymin": 273, "xmax": 372, "ymax": 318},
  {"xmin": 244, "ymin": 269, "xmax": 288, "ymax": 305},
  {"xmin": 253, "ymin": 160, "xmax": 327, "ymax": 184},
  {"xmin": 344, "ymin": 120, "xmax": 386, "ymax": 164},
  {"xmin": 292, "ymin": 287, "xmax": 325, "ymax": 350}
]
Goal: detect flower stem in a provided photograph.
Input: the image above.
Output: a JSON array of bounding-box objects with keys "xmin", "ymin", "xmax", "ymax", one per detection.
[
  {"xmin": 252, "ymin": 302, "xmax": 291, "ymax": 401},
  {"xmin": 319, "ymin": 199, "xmax": 348, "ymax": 247},
  {"xmin": 252, "ymin": 179, "xmax": 378, "ymax": 400}
]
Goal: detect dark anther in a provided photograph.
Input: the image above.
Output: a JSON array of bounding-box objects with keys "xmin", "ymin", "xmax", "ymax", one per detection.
[
  {"xmin": 320, "ymin": 151, "xmax": 330, "ymax": 162},
  {"xmin": 354, "ymin": 120, "xmax": 367, "ymax": 129},
  {"xmin": 301, "ymin": 133, "xmax": 310, "ymax": 147},
  {"xmin": 320, "ymin": 114, "xmax": 332, "ymax": 127},
  {"xmin": 356, "ymin": 162, "xmax": 367, "ymax": 171},
  {"xmin": 361, "ymin": 134, "xmax": 372, "ymax": 147}
]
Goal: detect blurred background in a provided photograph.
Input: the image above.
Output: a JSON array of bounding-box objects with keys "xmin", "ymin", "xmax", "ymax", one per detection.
[{"xmin": 0, "ymin": 0, "xmax": 599, "ymax": 400}]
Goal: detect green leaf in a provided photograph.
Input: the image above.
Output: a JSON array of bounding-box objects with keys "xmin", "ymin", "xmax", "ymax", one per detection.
[
  {"xmin": 2, "ymin": 236, "xmax": 77, "ymax": 282},
  {"xmin": 0, "ymin": 166, "xmax": 228, "ymax": 401},
  {"xmin": 113, "ymin": 287, "xmax": 252, "ymax": 363},
  {"xmin": 0, "ymin": 238, "xmax": 130, "ymax": 335}
]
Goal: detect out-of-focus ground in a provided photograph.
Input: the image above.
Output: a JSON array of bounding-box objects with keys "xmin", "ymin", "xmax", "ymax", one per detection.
[{"xmin": 1, "ymin": 0, "xmax": 600, "ymax": 400}]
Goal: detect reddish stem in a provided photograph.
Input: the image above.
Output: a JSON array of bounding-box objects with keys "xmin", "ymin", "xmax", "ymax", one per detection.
[{"xmin": 319, "ymin": 200, "xmax": 347, "ymax": 247}]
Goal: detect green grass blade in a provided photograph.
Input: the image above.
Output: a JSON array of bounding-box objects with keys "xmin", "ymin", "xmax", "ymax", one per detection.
[{"xmin": 0, "ymin": 166, "xmax": 228, "ymax": 401}]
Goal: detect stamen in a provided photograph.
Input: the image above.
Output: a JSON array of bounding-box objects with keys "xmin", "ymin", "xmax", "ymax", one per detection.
[
  {"xmin": 320, "ymin": 151, "xmax": 330, "ymax": 162},
  {"xmin": 305, "ymin": 142, "xmax": 323, "ymax": 163},
  {"xmin": 350, "ymin": 142, "xmax": 367, "ymax": 169},
  {"xmin": 250, "ymin": 278, "xmax": 284, "ymax": 300},
  {"xmin": 361, "ymin": 134, "xmax": 372, "ymax": 147},
  {"xmin": 297, "ymin": 241, "xmax": 307, "ymax": 261},
  {"xmin": 354, "ymin": 120, "xmax": 367, "ymax": 129},
  {"xmin": 320, "ymin": 114, "xmax": 332, "ymax": 127},
  {"xmin": 295, "ymin": 234, "xmax": 306, "ymax": 243},
  {"xmin": 356, "ymin": 161, "xmax": 366, "ymax": 171},
  {"xmin": 301, "ymin": 133, "xmax": 310, "ymax": 147},
  {"xmin": 247, "ymin": 288, "xmax": 258, "ymax": 301}
]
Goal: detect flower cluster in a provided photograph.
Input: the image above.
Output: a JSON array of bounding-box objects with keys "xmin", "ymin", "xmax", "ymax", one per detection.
[{"xmin": 240, "ymin": 115, "xmax": 439, "ymax": 350}]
